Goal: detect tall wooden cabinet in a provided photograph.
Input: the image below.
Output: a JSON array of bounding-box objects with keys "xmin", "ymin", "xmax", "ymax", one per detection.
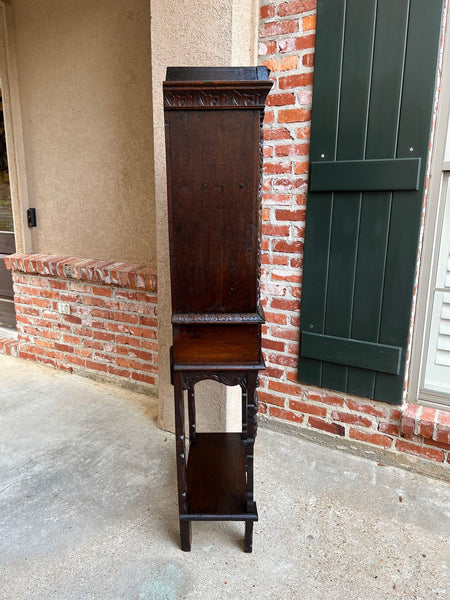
[{"xmin": 164, "ymin": 67, "xmax": 272, "ymax": 552}]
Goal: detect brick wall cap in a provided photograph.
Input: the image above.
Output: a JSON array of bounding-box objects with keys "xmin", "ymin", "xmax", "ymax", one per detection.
[
  {"xmin": 4, "ymin": 253, "xmax": 157, "ymax": 292},
  {"xmin": 401, "ymin": 403, "xmax": 450, "ymax": 444}
]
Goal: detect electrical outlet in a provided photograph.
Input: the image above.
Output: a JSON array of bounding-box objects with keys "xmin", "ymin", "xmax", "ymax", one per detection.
[{"xmin": 57, "ymin": 302, "xmax": 71, "ymax": 315}]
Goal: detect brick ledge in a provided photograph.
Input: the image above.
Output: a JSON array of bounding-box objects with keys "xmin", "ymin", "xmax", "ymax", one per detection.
[
  {"xmin": 401, "ymin": 404, "xmax": 450, "ymax": 444},
  {"xmin": 4, "ymin": 253, "xmax": 157, "ymax": 292}
]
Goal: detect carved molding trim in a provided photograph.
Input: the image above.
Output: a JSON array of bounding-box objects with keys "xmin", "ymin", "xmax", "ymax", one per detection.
[
  {"xmin": 172, "ymin": 312, "xmax": 264, "ymax": 325},
  {"xmin": 164, "ymin": 84, "xmax": 271, "ymax": 110},
  {"xmin": 182, "ymin": 371, "xmax": 248, "ymax": 390}
]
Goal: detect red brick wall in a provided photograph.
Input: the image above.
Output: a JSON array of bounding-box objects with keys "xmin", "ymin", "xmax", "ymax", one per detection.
[
  {"xmin": 258, "ymin": 0, "xmax": 450, "ymax": 468},
  {"xmin": 2, "ymin": 254, "xmax": 158, "ymax": 388}
]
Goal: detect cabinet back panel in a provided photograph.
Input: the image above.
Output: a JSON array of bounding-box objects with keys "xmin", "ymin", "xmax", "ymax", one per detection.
[{"xmin": 166, "ymin": 109, "xmax": 260, "ymax": 314}]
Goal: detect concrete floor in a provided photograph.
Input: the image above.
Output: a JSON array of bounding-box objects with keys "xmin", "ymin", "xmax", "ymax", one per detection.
[{"xmin": 0, "ymin": 355, "xmax": 449, "ymax": 600}]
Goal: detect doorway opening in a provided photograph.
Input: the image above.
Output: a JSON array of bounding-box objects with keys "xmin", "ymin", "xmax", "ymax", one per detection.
[{"xmin": 0, "ymin": 87, "xmax": 16, "ymax": 332}]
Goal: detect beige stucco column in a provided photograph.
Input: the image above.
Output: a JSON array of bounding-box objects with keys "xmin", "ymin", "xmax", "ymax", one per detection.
[
  {"xmin": 151, "ymin": 0, "xmax": 260, "ymax": 432},
  {"xmin": 7, "ymin": 0, "xmax": 156, "ymax": 265}
]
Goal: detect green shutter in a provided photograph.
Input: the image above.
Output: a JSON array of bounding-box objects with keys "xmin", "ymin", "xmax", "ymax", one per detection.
[{"xmin": 298, "ymin": 0, "xmax": 445, "ymax": 404}]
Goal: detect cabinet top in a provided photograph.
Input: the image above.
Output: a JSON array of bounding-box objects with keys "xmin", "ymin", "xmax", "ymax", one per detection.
[
  {"xmin": 165, "ymin": 66, "xmax": 270, "ymax": 82},
  {"xmin": 163, "ymin": 67, "xmax": 272, "ymax": 111}
]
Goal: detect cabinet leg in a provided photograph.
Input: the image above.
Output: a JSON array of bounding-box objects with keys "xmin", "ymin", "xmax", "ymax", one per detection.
[
  {"xmin": 244, "ymin": 372, "xmax": 258, "ymax": 553},
  {"xmin": 241, "ymin": 387, "xmax": 247, "ymax": 441},
  {"xmin": 174, "ymin": 372, "xmax": 190, "ymax": 551},
  {"xmin": 245, "ymin": 372, "xmax": 258, "ymax": 511},
  {"xmin": 244, "ymin": 521, "xmax": 253, "ymax": 553},
  {"xmin": 188, "ymin": 386, "xmax": 196, "ymax": 442},
  {"xmin": 180, "ymin": 520, "xmax": 192, "ymax": 552}
]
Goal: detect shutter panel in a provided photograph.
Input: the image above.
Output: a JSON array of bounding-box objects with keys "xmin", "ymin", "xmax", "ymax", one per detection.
[{"xmin": 298, "ymin": 0, "xmax": 445, "ymax": 404}]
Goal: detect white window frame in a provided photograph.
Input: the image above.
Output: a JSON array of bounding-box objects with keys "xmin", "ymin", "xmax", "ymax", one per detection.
[{"xmin": 409, "ymin": 9, "xmax": 450, "ymax": 410}]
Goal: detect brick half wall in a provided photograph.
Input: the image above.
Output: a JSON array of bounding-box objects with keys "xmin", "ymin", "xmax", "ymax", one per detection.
[{"xmin": 2, "ymin": 253, "xmax": 158, "ymax": 389}]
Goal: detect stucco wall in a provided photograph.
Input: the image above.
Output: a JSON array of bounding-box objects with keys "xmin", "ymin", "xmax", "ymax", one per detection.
[{"xmin": 9, "ymin": 0, "xmax": 155, "ymax": 265}]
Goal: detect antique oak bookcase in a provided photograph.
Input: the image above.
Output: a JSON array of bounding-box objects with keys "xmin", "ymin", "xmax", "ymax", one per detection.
[{"xmin": 163, "ymin": 66, "xmax": 272, "ymax": 552}]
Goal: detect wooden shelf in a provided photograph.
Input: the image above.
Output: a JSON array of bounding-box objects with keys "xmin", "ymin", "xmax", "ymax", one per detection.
[
  {"xmin": 184, "ymin": 433, "xmax": 257, "ymax": 521},
  {"xmin": 172, "ymin": 324, "xmax": 261, "ymax": 365}
]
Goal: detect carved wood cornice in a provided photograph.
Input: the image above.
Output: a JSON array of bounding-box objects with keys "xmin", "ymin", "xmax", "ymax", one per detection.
[
  {"xmin": 163, "ymin": 81, "xmax": 272, "ymax": 110},
  {"xmin": 171, "ymin": 311, "xmax": 265, "ymax": 325}
]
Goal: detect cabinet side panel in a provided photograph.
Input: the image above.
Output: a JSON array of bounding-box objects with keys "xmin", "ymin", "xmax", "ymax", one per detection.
[{"xmin": 166, "ymin": 109, "xmax": 260, "ymax": 314}]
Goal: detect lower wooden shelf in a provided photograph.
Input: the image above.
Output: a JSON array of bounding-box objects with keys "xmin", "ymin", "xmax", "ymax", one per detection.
[{"xmin": 181, "ymin": 432, "xmax": 258, "ymax": 522}]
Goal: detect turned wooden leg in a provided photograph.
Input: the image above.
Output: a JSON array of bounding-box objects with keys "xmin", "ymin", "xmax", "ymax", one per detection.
[
  {"xmin": 188, "ymin": 385, "xmax": 196, "ymax": 442},
  {"xmin": 174, "ymin": 372, "xmax": 191, "ymax": 551},
  {"xmin": 245, "ymin": 372, "xmax": 258, "ymax": 508},
  {"xmin": 241, "ymin": 386, "xmax": 247, "ymax": 441},
  {"xmin": 244, "ymin": 371, "xmax": 258, "ymax": 552}
]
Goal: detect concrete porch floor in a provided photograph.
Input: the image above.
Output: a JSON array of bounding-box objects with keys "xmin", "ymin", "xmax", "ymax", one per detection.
[{"xmin": 0, "ymin": 355, "xmax": 449, "ymax": 600}]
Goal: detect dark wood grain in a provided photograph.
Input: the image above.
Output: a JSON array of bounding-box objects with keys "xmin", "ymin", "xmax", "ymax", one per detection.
[
  {"xmin": 166, "ymin": 109, "xmax": 260, "ymax": 315},
  {"xmin": 172, "ymin": 325, "xmax": 261, "ymax": 364},
  {"xmin": 187, "ymin": 433, "xmax": 247, "ymax": 516}
]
